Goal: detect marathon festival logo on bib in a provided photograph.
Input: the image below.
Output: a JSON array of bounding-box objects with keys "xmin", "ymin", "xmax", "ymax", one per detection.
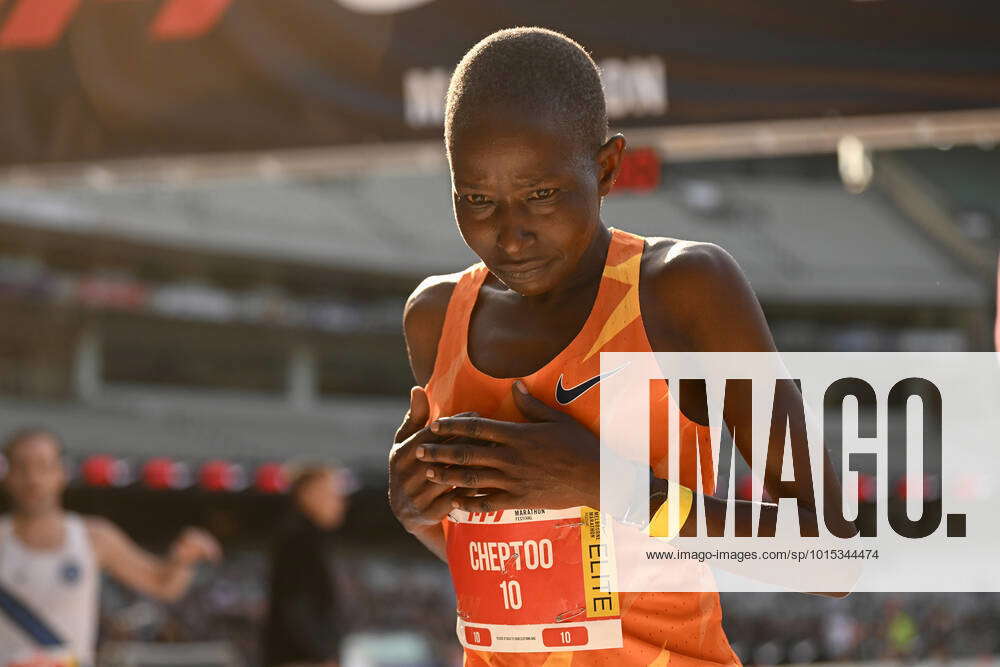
[{"xmin": 446, "ymin": 507, "xmax": 623, "ymax": 653}]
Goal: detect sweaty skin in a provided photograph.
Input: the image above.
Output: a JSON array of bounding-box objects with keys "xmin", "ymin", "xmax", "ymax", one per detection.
[{"xmin": 388, "ymin": 109, "xmax": 846, "ymax": 596}]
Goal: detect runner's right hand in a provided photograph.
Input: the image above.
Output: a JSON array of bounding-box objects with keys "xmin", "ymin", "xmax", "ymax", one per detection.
[{"xmin": 389, "ymin": 386, "xmax": 481, "ymax": 533}]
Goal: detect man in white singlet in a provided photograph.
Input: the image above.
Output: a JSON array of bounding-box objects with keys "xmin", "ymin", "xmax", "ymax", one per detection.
[{"xmin": 0, "ymin": 428, "xmax": 222, "ymax": 667}]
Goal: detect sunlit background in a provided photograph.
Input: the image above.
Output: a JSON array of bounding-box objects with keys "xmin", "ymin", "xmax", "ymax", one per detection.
[{"xmin": 0, "ymin": 0, "xmax": 998, "ymax": 665}]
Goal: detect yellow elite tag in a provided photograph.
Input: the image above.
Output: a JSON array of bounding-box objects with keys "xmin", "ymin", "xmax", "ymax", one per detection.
[{"xmin": 580, "ymin": 508, "xmax": 620, "ymax": 618}]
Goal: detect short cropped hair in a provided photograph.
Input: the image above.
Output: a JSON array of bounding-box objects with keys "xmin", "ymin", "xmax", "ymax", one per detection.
[
  {"xmin": 2, "ymin": 427, "xmax": 65, "ymax": 462},
  {"xmin": 445, "ymin": 27, "xmax": 608, "ymax": 159}
]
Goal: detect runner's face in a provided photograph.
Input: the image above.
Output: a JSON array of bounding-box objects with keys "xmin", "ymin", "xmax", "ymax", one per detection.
[
  {"xmin": 449, "ymin": 113, "xmax": 609, "ymax": 296},
  {"xmin": 3, "ymin": 436, "xmax": 66, "ymax": 516}
]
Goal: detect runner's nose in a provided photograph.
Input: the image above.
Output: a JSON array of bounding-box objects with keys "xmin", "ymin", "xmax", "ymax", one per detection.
[{"xmin": 494, "ymin": 205, "xmax": 536, "ymax": 257}]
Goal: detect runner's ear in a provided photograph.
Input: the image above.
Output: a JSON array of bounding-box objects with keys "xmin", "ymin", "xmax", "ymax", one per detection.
[{"xmin": 596, "ymin": 133, "xmax": 626, "ymax": 197}]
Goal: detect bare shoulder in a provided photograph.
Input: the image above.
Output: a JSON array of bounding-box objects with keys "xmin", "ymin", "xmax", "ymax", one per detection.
[
  {"xmin": 80, "ymin": 514, "xmax": 121, "ymax": 536},
  {"xmin": 404, "ymin": 271, "xmax": 464, "ymax": 386},
  {"xmin": 83, "ymin": 515, "xmax": 119, "ymax": 543},
  {"xmin": 641, "ymin": 237, "xmax": 744, "ymax": 315},
  {"xmin": 83, "ymin": 515, "xmax": 112, "ymax": 534},
  {"xmin": 404, "ymin": 272, "xmax": 462, "ymax": 328},
  {"xmin": 639, "ymin": 236, "xmax": 773, "ymax": 352},
  {"xmin": 642, "ymin": 237, "xmax": 742, "ymax": 286}
]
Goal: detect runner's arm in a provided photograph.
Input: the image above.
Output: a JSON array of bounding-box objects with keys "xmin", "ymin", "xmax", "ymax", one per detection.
[
  {"xmin": 394, "ymin": 275, "xmax": 460, "ymax": 561},
  {"xmin": 87, "ymin": 518, "xmax": 220, "ymax": 602},
  {"xmin": 404, "ymin": 274, "xmax": 458, "ymax": 388},
  {"xmin": 644, "ymin": 241, "xmax": 852, "ymax": 596}
]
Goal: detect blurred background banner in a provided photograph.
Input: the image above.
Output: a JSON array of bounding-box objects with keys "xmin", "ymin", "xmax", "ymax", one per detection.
[{"xmin": 2, "ymin": 0, "xmax": 1000, "ymax": 166}]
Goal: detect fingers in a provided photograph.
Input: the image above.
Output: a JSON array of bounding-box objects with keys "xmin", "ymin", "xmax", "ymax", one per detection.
[
  {"xmin": 415, "ymin": 486, "xmax": 465, "ymax": 523},
  {"xmin": 391, "ymin": 425, "xmax": 441, "ymax": 462},
  {"xmin": 429, "ymin": 414, "xmax": 525, "ymax": 444},
  {"xmin": 400, "ymin": 425, "xmax": 438, "ymax": 449},
  {"xmin": 392, "ymin": 413, "xmax": 488, "ymax": 497},
  {"xmin": 416, "ymin": 441, "xmax": 515, "ymax": 468},
  {"xmin": 409, "ymin": 483, "xmax": 485, "ymax": 522},
  {"xmin": 389, "ymin": 427, "xmax": 430, "ymax": 474},
  {"xmin": 391, "ymin": 476, "xmax": 456, "ymax": 528},
  {"xmin": 395, "ymin": 387, "xmax": 482, "ymax": 446},
  {"xmin": 424, "ymin": 464, "xmax": 515, "ymax": 490},
  {"xmin": 511, "ymin": 379, "xmax": 567, "ymax": 423},
  {"xmin": 410, "ymin": 477, "xmax": 456, "ymax": 506},
  {"xmin": 399, "ymin": 462, "xmax": 433, "ymax": 496},
  {"xmin": 450, "ymin": 491, "xmax": 517, "ymax": 514},
  {"xmin": 394, "ymin": 386, "xmax": 429, "ymax": 444},
  {"xmin": 391, "ymin": 408, "xmax": 484, "ymax": 463}
]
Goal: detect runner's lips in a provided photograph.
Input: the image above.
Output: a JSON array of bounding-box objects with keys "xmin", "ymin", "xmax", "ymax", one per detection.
[{"xmin": 493, "ymin": 258, "xmax": 553, "ymax": 282}]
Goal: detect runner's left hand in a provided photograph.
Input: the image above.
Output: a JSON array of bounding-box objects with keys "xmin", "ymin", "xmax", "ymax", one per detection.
[{"xmin": 417, "ymin": 380, "xmax": 600, "ymax": 512}]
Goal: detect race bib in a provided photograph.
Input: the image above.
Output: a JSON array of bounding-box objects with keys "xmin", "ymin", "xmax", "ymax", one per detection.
[{"xmin": 446, "ymin": 506, "xmax": 623, "ymax": 653}]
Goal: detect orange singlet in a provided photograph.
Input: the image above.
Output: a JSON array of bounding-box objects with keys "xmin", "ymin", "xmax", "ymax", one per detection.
[{"xmin": 425, "ymin": 229, "xmax": 740, "ymax": 666}]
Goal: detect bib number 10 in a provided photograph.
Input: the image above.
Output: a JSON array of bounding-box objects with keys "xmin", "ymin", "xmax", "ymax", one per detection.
[{"xmin": 500, "ymin": 580, "xmax": 523, "ymax": 610}]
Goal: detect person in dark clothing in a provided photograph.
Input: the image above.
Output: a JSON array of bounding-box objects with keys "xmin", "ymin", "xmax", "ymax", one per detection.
[{"xmin": 263, "ymin": 465, "xmax": 352, "ymax": 667}]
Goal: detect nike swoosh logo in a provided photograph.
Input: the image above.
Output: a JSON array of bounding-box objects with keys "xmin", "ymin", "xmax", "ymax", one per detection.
[{"xmin": 555, "ymin": 362, "xmax": 630, "ymax": 405}]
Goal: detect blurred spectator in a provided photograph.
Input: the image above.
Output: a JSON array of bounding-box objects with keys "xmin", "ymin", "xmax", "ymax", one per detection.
[
  {"xmin": 262, "ymin": 465, "xmax": 355, "ymax": 667},
  {"xmin": 822, "ymin": 610, "xmax": 859, "ymax": 660},
  {"xmin": 885, "ymin": 598, "xmax": 918, "ymax": 658},
  {"xmin": 0, "ymin": 428, "xmax": 220, "ymax": 667}
]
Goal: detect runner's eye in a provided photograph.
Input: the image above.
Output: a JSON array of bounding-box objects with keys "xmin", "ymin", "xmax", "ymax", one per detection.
[
  {"xmin": 528, "ymin": 188, "xmax": 558, "ymax": 201},
  {"xmin": 461, "ymin": 193, "xmax": 492, "ymax": 206}
]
